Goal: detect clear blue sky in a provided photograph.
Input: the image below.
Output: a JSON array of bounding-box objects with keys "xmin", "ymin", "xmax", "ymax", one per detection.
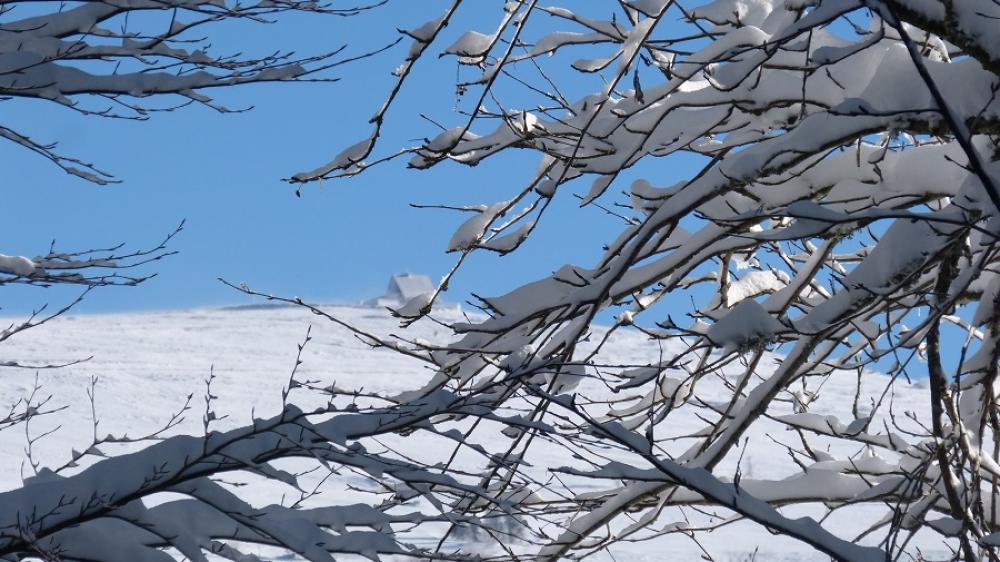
[
  {"xmin": 3, "ymin": 2, "xmax": 956, "ymax": 379},
  {"xmin": 7, "ymin": 2, "xmax": 692, "ymax": 315}
]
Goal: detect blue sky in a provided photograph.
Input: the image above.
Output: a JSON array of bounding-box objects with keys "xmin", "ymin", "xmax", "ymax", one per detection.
[
  {"xmin": 3, "ymin": 2, "xmax": 967, "ymax": 379},
  {"xmin": 6, "ymin": 2, "xmax": 682, "ymax": 315}
]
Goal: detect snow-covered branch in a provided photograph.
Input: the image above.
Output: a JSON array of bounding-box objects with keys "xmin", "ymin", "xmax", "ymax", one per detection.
[
  {"xmin": 10, "ymin": 0, "xmax": 1000, "ymax": 560},
  {"xmin": 277, "ymin": 0, "xmax": 1000, "ymax": 559},
  {"xmin": 1, "ymin": 0, "xmax": 388, "ymax": 183}
]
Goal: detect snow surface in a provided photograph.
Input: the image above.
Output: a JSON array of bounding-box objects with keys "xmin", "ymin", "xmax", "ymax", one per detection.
[
  {"xmin": 0, "ymin": 254, "xmax": 37, "ymax": 276},
  {"xmin": 0, "ymin": 304, "xmax": 941, "ymax": 560}
]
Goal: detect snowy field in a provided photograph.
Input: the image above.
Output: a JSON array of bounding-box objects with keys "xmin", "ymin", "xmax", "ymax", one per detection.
[{"xmin": 0, "ymin": 304, "xmax": 945, "ymax": 560}]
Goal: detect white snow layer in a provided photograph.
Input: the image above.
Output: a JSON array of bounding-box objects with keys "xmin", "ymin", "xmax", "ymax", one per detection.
[
  {"xmin": 0, "ymin": 304, "xmax": 940, "ymax": 561},
  {"xmin": 0, "ymin": 255, "xmax": 37, "ymax": 276}
]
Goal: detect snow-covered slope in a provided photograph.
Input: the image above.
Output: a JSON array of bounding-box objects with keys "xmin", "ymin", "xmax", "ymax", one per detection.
[{"xmin": 0, "ymin": 304, "xmax": 937, "ymax": 560}]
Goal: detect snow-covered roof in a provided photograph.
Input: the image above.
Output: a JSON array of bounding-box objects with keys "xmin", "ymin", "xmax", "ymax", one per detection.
[{"xmin": 386, "ymin": 273, "xmax": 434, "ymax": 302}]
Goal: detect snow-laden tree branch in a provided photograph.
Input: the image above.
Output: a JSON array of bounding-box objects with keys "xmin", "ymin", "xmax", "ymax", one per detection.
[
  {"xmin": 9, "ymin": 0, "xmax": 1000, "ymax": 560},
  {"xmin": 281, "ymin": 0, "xmax": 1000, "ymax": 560},
  {"xmin": 1, "ymin": 394, "xmax": 490, "ymax": 560},
  {"xmin": 0, "ymin": 0, "xmax": 379, "ymax": 371},
  {"xmin": 0, "ymin": 0, "xmax": 389, "ymax": 183}
]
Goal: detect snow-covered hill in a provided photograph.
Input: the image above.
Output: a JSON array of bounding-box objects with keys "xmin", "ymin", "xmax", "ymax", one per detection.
[{"xmin": 0, "ymin": 304, "xmax": 939, "ymax": 560}]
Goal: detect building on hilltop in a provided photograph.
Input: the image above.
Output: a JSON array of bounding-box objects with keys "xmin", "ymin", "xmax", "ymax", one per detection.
[{"xmin": 364, "ymin": 273, "xmax": 435, "ymax": 308}]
